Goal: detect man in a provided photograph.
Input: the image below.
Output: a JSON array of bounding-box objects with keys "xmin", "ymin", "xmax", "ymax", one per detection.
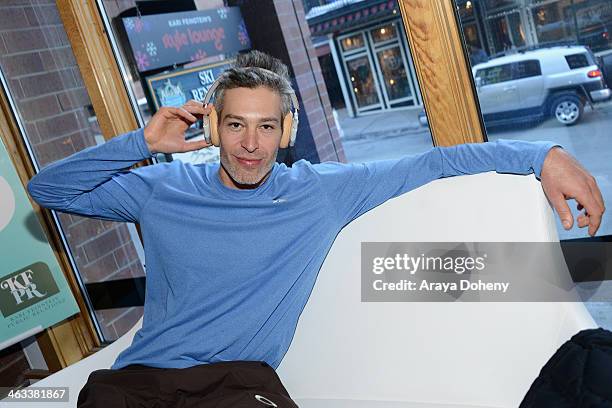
[
  {"xmin": 468, "ymin": 44, "xmax": 489, "ymax": 65},
  {"xmin": 27, "ymin": 50, "xmax": 605, "ymax": 407}
]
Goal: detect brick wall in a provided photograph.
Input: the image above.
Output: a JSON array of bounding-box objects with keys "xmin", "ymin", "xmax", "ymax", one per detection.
[{"xmin": 0, "ymin": 0, "xmax": 144, "ymax": 345}]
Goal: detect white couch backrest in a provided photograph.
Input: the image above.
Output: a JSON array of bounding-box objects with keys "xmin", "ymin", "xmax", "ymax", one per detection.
[{"xmin": 276, "ymin": 172, "xmax": 596, "ymax": 407}]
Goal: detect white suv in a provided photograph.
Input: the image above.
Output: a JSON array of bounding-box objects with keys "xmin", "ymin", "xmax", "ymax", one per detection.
[{"xmin": 473, "ymin": 45, "xmax": 611, "ymax": 126}]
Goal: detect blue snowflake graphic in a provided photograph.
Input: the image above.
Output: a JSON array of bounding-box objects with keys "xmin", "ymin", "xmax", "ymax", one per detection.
[
  {"xmin": 217, "ymin": 7, "xmax": 228, "ymax": 20},
  {"xmin": 146, "ymin": 42, "xmax": 157, "ymax": 56},
  {"xmin": 124, "ymin": 18, "xmax": 134, "ymax": 31}
]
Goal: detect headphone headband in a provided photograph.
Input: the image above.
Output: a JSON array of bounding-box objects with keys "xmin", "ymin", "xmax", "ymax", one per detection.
[{"xmin": 203, "ymin": 67, "xmax": 299, "ymax": 116}]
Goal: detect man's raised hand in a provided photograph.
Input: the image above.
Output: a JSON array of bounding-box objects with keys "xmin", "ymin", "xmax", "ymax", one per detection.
[
  {"xmin": 144, "ymin": 100, "xmax": 213, "ymax": 154},
  {"xmin": 540, "ymin": 147, "xmax": 605, "ymax": 237}
]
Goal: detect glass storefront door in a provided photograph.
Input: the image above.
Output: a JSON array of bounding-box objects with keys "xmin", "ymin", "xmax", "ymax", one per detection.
[
  {"xmin": 345, "ymin": 54, "xmax": 383, "ymax": 111},
  {"xmin": 369, "ymin": 20, "xmax": 417, "ymax": 109},
  {"xmin": 375, "ymin": 45, "xmax": 411, "ymax": 103}
]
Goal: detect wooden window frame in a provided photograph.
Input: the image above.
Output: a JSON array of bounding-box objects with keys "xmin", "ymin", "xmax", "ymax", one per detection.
[{"xmin": 398, "ymin": 0, "xmax": 486, "ymax": 146}]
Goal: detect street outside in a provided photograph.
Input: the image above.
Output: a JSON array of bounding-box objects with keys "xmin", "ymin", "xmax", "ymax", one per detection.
[{"xmin": 338, "ymin": 102, "xmax": 612, "ymax": 240}]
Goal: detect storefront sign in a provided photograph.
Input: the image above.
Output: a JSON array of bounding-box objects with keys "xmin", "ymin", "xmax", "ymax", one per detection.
[
  {"xmin": 145, "ymin": 59, "xmax": 234, "ymax": 110},
  {"xmin": 122, "ymin": 8, "xmax": 250, "ymax": 72},
  {"xmin": 0, "ymin": 137, "xmax": 79, "ymax": 351}
]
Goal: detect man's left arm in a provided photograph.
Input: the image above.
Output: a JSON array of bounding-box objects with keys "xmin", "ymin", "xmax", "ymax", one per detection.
[{"xmin": 313, "ymin": 139, "xmax": 605, "ymax": 235}]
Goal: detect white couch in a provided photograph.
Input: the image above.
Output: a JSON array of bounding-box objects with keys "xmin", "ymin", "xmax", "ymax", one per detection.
[{"xmin": 2, "ymin": 172, "xmax": 596, "ymax": 408}]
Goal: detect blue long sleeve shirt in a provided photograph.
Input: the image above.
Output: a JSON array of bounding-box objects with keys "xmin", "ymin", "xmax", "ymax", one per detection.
[{"xmin": 26, "ymin": 128, "xmax": 560, "ymax": 370}]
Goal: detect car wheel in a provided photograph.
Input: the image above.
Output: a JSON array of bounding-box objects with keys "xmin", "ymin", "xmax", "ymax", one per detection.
[{"xmin": 550, "ymin": 93, "xmax": 584, "ymax": 126}]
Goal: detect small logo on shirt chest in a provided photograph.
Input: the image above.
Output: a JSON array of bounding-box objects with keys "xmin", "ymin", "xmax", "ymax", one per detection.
[
  {"xmin": 272, "ymin": 198, "xmax": 287, "ymax": 204},
  {"xmin": 255, "ymin": 394, "xmax": 278, "ymax": 406}
]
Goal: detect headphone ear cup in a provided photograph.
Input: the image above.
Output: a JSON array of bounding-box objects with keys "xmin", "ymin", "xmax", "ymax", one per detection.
[
  {"xmin": 209, "ymin": 107, "xmax": 220, "ymax": 147},
  {"xmin": 280, "ymin": 113, "xmax": 293, "ymax": 149}
]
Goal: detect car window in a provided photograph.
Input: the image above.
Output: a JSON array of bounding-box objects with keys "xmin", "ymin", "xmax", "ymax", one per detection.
[
  {"xmin": 475, "ymin": 63, "xmax": 513, "ymax": 85},
  {"xmin": 565, "ymin": 53, "xmax": 591, "ymax": 69},
  {"xmin": 513, "ymin": 60, "xmax": 541, "ymax": 80}
]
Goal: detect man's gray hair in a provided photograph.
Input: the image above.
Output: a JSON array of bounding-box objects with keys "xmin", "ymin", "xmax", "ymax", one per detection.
[{"xmin": 213, "ymin": 50, "xmax": 294, "ymax": 128}]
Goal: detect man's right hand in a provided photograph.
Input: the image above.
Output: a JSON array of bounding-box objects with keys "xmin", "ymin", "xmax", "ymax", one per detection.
[{"xmin": 144, "ymin": 100, "xmax": 213, "ymax": 154}]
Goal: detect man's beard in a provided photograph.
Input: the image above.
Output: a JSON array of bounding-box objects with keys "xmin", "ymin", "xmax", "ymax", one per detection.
[{"xmin": 220, "ymin": 149, "xmax": 277, "ymax": 186}]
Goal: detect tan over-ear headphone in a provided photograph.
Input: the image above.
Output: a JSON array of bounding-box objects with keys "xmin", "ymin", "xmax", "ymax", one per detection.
[{"xmin": 202, "ymin": 67, "xmax": 299, "ymax": 148}]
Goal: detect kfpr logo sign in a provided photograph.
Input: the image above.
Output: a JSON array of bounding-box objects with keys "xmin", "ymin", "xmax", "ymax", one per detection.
[
  {"xmin": 2, "ymin": 270, "xmax": 46, "ymax": 303},
  {"xmin": 0, "ymin": 262, "xmax": 59, "ymax": 317}
]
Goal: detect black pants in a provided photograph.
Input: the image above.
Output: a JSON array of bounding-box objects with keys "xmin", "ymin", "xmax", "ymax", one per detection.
[{"xmin": 77, "ymin": 360, "xmax": 299, "ymax": 407}]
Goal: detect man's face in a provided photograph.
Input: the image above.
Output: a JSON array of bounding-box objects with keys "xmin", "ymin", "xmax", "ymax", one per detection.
[{"xmin": 217, "ymin": 86, "xmax": 283, "ymax": 189}]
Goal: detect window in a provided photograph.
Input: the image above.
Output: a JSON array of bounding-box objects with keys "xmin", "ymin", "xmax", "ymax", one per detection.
[
  {"xmin": 574, "ymin": 0, "xmax": 612, "ymax": 52},
  {"xmin": 476, "ymin": 63, "xmax": 513, "ymax": 85},
  {"xmin": 0, "ymin": 1, "xmax": 145, "ymax": 344},
  {"xmin": 459, "ymin": 0, "xmax": 612, "ymax": 239},
  {"xmin": 371, "ymin": 23, "xmax": 397, "ymax": 43},
  {"xmin": 565, "ymin": 53, "xmax": 590, "ymax": 69},
  {"xmin": 456, "ymin": 0, "xmax": 612, "ymax": 332},
  {"xmin": 514, "ymin": 60, "xmax": 541, "ymax": 79},
  {"xmin": 341, "ymin": 33, "xmax": 365, "ymax": 52}
]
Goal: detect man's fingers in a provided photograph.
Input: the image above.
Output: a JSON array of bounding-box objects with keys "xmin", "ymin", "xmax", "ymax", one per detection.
[
  {"xmin": 577, "ymin": 210, "xmax": 601, "ymax": 236},
  {"xmin": 577, "ymin": 213, "xmax": 590, "ymax": 228},
  {"xmin": 575, "ymin": 186, "xmax": 604, "ymax": 236},
  {"xmin": 183, "ymin": 100, "xmax": 212, "ymax": 116},
  {"xmin": 588, "ymin": 177, "xmax": 606, "ymax": 216},
  {"xmin": 171, "ymin": 107, "xmax": 198, "ymax": 123},
  {"xmin": 586, "ymin": 209, "xmax": 602, "ymax": 236},
  {"xmin": 587, "ymin": 182, "xmax": 605, "ymax": 237},
  {"xmin": 179, "ymin": 138, "xmax": 212, "ymax": 152},
  {"xmin": 550, "ymin": 193, "xmax": 573, "ymax": 229},
  {"xmin": 192, "ymin": 138, "xmax": 213, "ymax": 149}
]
